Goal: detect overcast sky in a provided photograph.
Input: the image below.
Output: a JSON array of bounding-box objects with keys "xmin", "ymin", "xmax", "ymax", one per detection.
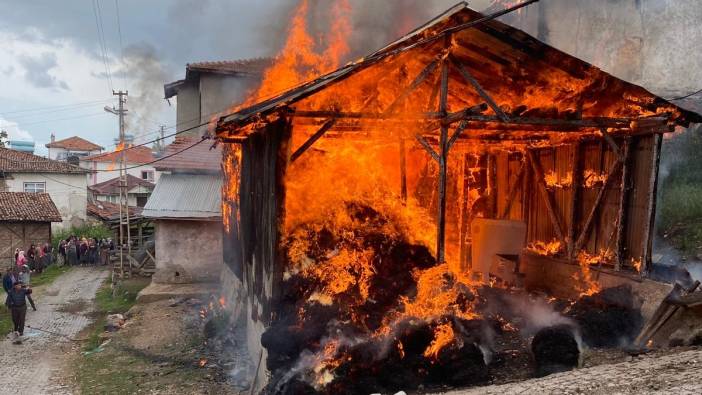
[{"xmin": 0, "ymin": 0, "xmax": 494, "ymax": 155}]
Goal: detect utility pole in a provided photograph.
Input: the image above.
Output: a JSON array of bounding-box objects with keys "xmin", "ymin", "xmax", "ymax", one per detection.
[{"xmin": 113, "ymin": 90, "xmax": 130, "ymax": 278}]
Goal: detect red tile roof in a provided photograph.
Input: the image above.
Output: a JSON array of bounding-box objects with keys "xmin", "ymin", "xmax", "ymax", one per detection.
[
  {"xmin": 0, "ymin": 147, "xmax": 88, "ymax": 174},
  {"xmin": 88, "ymin": 200, "xmax": 143, "ymax": 221},
  {"xmin": 82, "ymin": 145, "xmax": 155, "ymax": 164},
  {"xmin": 154, "ymin": 137, "xmax": 222, "ymax": 172},
  {"xmin": 88, "ymin": 174, "xmax": 155, "ymax": 195},
  {"xmin": 45, "ymin": 136, "xmax": 103, "ymax": 151},
  {"xmin": 0, "ymin": 192, "xmax": 62, "ymax": 222},
  {"xmin": 187, "ymin": 58, "xmax": 272, "ymax": 75}
]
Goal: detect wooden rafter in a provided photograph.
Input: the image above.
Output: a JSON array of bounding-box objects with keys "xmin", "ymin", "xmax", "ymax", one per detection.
[
  {"xmin": 289, "ymin": 118, "xmax": 337, "ymax": 163},
  {"xmin": 383, "ymin": 58, "xmax": 441, "ymax": 115},
  {"xmin": 449, "ymin": 54, "xmax": 509, "ymax": 122}
]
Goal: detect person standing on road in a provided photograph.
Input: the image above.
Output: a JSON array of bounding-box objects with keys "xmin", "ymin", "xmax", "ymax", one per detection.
[
  {"xmin": 3, "ymin": 266, "xmax": 17, "ymax": 293},
  {"xmin": 5, "ymin": 281, "xmax": 36, "ymax": 338},
  {"xmin": 67, "ymin": 239, "xmax": 78, "ymax": 266},
  {"xmin": 18, "ymin": 265, "xmax": 30, "ymax": 287},
  {"xmin": 58, "ymin": 239, "xmax": 66, "ymax": 266},
  {"xmin": 16, "ymin": 250, "xmax": 27, "ymax": 268}
]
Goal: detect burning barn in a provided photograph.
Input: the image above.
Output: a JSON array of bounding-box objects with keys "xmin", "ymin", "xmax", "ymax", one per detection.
[{"xmin": 214, "ymin": 2, "xmax": 700, "ymax": 393}]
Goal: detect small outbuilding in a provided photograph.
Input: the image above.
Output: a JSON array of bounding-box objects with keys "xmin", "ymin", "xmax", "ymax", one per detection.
[
  {"xmin": 0, "ymin": 192, "xmax": 62, "ymax": 265},
  {"xmin": 142, "ymin": 137, "xmax": 223, "ymax": 284}
]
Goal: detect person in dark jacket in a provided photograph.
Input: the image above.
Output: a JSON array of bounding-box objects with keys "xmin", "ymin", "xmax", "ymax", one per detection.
[
  {"xmin": 2, "ymin": 266, "xmax": 17, "ymax": 293},
  {"xmin": 5, "ymin": 281, "xmax": 36, "ymax": 337}
]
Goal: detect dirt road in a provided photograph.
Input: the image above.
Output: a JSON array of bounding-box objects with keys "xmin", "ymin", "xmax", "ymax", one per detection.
[
  {"xmin": 0, "ymin": 267, "xmax": 109, "ymax": 395},
  {"xmin": 447, "ymin": 347, "xmax": 702, "ymax": 395}
]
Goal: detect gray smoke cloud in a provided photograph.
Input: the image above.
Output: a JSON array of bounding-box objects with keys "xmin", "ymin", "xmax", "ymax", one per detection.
[
  {"xmin": 113, "ymin": 43, "xmax": 171, "ymax": 138},
  {"xmin": 17, "ymin": 51, "xmax": 70, "ymax": 91}
]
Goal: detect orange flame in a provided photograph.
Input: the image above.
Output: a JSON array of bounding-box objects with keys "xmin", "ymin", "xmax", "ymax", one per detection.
[{"xmin": 423, "ymin": 322, "xmax": 455, "ymax": 359}]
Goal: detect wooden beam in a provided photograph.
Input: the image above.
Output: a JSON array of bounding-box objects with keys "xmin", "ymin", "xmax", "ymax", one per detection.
[
  {"xmin": 500, "ymin": 158, "xmax": 526, "ymax": 219},
  {"xmin": 567, "ymin": 141, "xmax": 582, "ymax": 258},
  {"xmin": 573, "ymin": 159, "xmax": 624, "ymax": 254},
  {"xmin": 527, "ymin": 149, "xmax": 566, "ymax": 245},
  {"xmin": 383, "ymin": 58, "xmax": 440, "ymax": 115},
  {"xmin": 600, "ymin": 127, "xmax": 623, "ymax": 159},
  {"xmin": 615, "ymin": 139, "xmax": 632, "ymax": 270},
  {"xmin": 399, "ymin": 138, "xmax": 408, "ymax": 202},
  {"xmin": 289, "ymin": 118, "xmax": 337, "ymax": 163},
  {"xmin": 436, "ymin": 59, "xmax": 450, "ymax": 263},
  {"xmin": 642, "ymin": 134, "xmax": 663, "ymax": 275},
  {"xmin": 449, "ymin": 55, "xmax": 509, "ymax": 122},
  {"xmin": 447, "ymin": 119, "xmax": 469, "ymax": 150},
  {"xmin": 415, "ymin": 134, "xmax": 440, "ymax": 163}
]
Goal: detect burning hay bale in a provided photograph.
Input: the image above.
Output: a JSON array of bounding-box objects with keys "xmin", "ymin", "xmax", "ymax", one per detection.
[
  {"xmin": 531, "ymin": 324, "xmax": 580, "ymax": 377},
  {"xmin": 262, "ymin": 202, "xmax": 491, "ymax": 394},
  {"xmin": 565, "ymin": 285, "xmax": 643, "ymax": 348}
]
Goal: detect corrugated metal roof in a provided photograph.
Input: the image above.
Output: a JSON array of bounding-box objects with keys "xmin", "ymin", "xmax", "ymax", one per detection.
[{"xmin": 142, "ymin": 174, "xmax": 221, "ymax": 219}]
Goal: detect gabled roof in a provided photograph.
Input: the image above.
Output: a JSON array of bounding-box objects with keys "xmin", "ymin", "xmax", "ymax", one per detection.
[
  {"xmin": 0, "ymin": 147, "xmax": 88, "ymax": 174},
  {"xmin": 0, "ymin": 192, "xmax": 62, "ymax": 222},
  {"xmin": 45, "ymin": 136, "xmax": 103, "ymax": 151},
  {"xmin": 142, "ymin": 174, "xmax": 221, "ymax": 220},
  {"xmin": 88, "ymin": 174, "xmax": 155, "ymax": 195},
  {"xmin": 82, "ymin": 146, "xmax": 155, "ymax": 164},
  {"xmin": 88, "ymin": 200, "xmax": 143, "ymax": 222},
  {"xmin": 165, "ymin": 58, "xmax": 272, "ymax": 99},
  {"xmin": 153, "ymin": 137, "xmax": 222, "ymax": 173},
  {"xmin": 216, "ymin": 2, "xmax": 701, "ymax": 136}
]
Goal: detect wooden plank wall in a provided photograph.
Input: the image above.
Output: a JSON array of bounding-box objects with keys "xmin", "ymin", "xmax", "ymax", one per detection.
[
  {"xmin": 450, "ymin": 135, "xmax": 657, "ymax": 274},
  {"xmin": 231, "ymin": 118, "xmax": 291, "ymax": 326},
  {"xmin": 0, "ymin": 222, "xmax": 51, "ymax": 266}
]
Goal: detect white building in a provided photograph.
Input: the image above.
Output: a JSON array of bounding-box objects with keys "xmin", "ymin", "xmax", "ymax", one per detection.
[
  {"xmin": 45, "ymin": 135, "xmax": 103, "ymax": 162},
  {"xmin": 80, "ymin": 146, "xmax": 161, "ymax": 186},
  {"xmin": 0, "ymin": 147, "xmax": 89, "ymax": 231}
]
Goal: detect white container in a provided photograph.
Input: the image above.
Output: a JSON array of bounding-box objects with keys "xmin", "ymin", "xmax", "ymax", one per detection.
[{"xmin": 471, "ymin": 218, "xmax": 526, "ymax": 283}]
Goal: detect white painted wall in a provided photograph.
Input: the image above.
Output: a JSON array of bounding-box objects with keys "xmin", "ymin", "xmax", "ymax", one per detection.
[
  {"xmin": 4, "ymin": 172, "xmax": 88, "ymax": 231},
  {"xmin": 48, "ymin": 147, "xmax": 101, "ymax": 161},
  {"xmin": 79, "ymin": 160, "xmax": 161, "ymax": 186}
]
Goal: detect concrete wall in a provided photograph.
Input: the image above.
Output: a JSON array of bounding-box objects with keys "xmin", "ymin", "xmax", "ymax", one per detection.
[
  {"xmin": 512, "ymin": 0, "xmax": 702, "ymax": 96},
  {"xmin": 152, "ymin": 219, "xmax": 223, "ymax": 284},
  {"xmin": 79, "ymin": 160, "xmax": 160, "ymax": 186},
  {"xmin": 175, "ymin": 79, "xmax": 201, "ymax": 137},
  {"xmin": 521, "ymin": 253, "xmax": 672, "ymax": 320},
  {"xmin": 4, "ymin": 172, "xmax": 87, "ymax": 231}
]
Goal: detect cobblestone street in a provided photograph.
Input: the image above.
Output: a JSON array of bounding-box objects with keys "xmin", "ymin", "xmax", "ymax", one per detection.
[
  {"xmin": 446, "ymin": 348, "xmax": 702, "ymax": 395},
  {"xmin": 0, "ymin": 267, "xmax": 108, "ymax": 395}
]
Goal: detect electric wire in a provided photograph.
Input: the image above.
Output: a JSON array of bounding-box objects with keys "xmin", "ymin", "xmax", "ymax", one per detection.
[
  {"xmin": 92, "ymin": 0, "xmax": 114, "ymax": 93},
  {"xmin": 667, "ymin": 88, "xmax": 702, "ymax": 101},
  {"xmin": 0, "ymin": 99, "xmax": 114, "ymax": 116},
  {"xmin": 114, "ymin": 0, "xmax": 127, "ymax": 90}
]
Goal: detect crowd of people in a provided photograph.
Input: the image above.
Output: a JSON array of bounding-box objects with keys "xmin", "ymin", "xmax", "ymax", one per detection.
[
  {"xmin": 2, "ymin": 236, "xmax": 114, "ymax": 342},
  {"xmin": 57, "ymin": 236, "xmax": 114, "ymax": 266}
]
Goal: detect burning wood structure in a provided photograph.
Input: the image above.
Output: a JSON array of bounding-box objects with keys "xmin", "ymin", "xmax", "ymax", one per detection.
[{"xmin": 214, "ymin": 2, "xmax": 701, "ymax": 393}]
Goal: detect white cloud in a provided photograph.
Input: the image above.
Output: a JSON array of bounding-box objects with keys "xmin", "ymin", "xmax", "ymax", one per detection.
[{"xmin": 0, "ymin": 116, "xmax": 34, "ymax": 141}]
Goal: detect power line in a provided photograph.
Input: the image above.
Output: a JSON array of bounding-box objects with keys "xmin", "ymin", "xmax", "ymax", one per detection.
[
  {"xmin": 0, "ymin": 99, "xmax": 114, "ymax": 116},
  {"xmin": 92, "ymin": 136, "xmax": 210, "ymax": 172},
  {"xmin": 114, "ymin": 0, "xmax": 127, "ymax": 90},
  {"xmin": 667, "ymin": 88, "xmax": 702, "ymax": 101},
  {"xmin": 92, "ymin": 0, "xmax": 113, "ymax": 93},
  {"xmin": 1, "ymin": 112, "xmax": 109, "ymax": 128}
]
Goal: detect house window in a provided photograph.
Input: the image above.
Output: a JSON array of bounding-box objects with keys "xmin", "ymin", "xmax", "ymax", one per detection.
[
  {"xmin": 23, "ymin": 182, "xmax": 46, "ymax": 193},
  {"xmin": 141, "ymin": 170, "xmax": 154, "ymax": 182}
]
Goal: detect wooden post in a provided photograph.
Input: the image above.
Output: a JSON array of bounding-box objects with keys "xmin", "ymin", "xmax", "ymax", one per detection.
[
  {"xmin": 615, "ymin": 139, "xmax": 632, "ymax": 270},
  {"xmin": 487, "ymin": 153, "xmax": 498, "ymax": 217},
  {"xmin": 459, "ymin": 154, "xmax": 471, "ymax": 271},
  {"xmin": 642, "ymin": 134, "xmax": 663, "ymax": 275},
  {"xmin": 527, "ymin": 150, "xmax": 566, "ymax": 245},
  {"xmin": 500, "ymin": 159, "xmax": 526, "ymax": 219},
  {"xmin": 399, "ymin": 138, "xmax": 408, "ymax": 202},
  {"xmin": 436, "ymin": 59, "xmax": 450, "ymax": 263},
  {"xmin": 567, "ymin": 141, "xmax": 582, "ymax": 259}
]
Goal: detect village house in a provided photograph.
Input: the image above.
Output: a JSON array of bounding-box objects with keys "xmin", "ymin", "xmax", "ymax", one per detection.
[
  {"xmin": 142, "ymin": 137, "xmax": 223, "ymax": 284},
  {"xmin": 163, "ymin": 58, "xmax": 270, "ymax": 137},
  {"xmin": 88, "ymin": 174, "xmax": 154, "ymax": 207},
  {"xmin": 79, "ymin": 145, "xmax": 160, "ymax": 186},
  {"xmin": 0, "ymin": 147, "xmax": 88, "ymax": 231},
  {"xmin": 45, "ymin": 134, "xmax": 103, "ymax": 162},
  {"xmin": 0, "ymin": 192, "xmax": 62, "ymax": 264}
]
